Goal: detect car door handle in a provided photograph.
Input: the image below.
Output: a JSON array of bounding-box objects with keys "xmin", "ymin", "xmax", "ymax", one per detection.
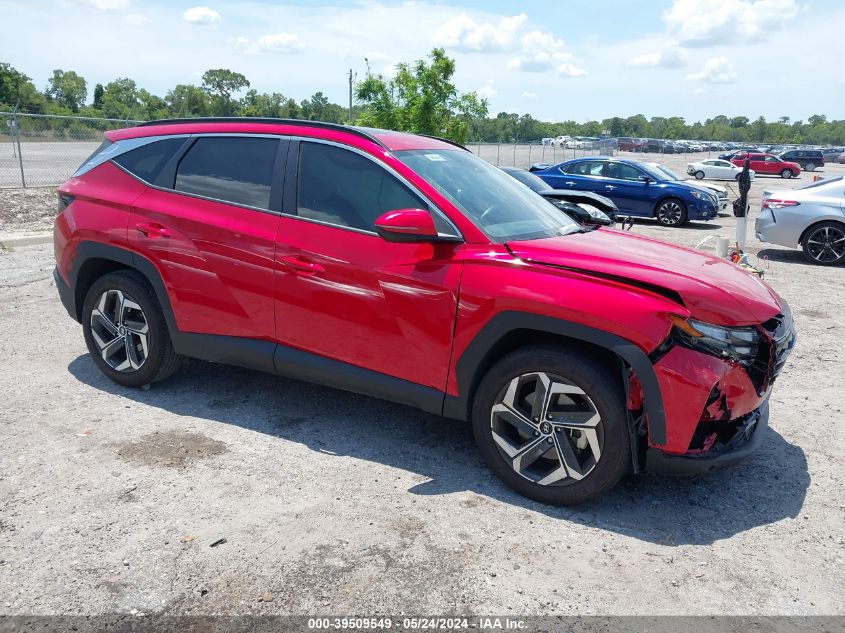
[
  {"xmin": 565, "ymin": 181, "xmax": 576, "ymax": 187},
  {"xmin": 605, "ymin": 185, "xmax": 616, "ymax": 190},
  {"xmin": 279, "ymin": 255, "xmax": 324, "ymax": 274},
  {"xmin": 135, "ymin": 222, "xmax": 170, "ymax": 238}
]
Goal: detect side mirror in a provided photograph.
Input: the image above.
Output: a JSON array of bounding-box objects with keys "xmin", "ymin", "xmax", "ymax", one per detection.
[
  {"xmin": 639, "ymin": 175, "xmax": 653, "ymax": 184},
  {"xmin": 374, "ymin": 209, "xmax": 440, "ymax": 242}
]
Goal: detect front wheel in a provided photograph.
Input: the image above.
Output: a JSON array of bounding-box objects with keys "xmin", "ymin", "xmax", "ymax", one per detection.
[
  {"xmin": 805, "ymin": 162, "xmax": 816, "ymax": 172},
  {"xmin": 655, "ymin": 198, "xmax": 687, "ymax": 227},
  {"xmin": 694, "ymin": 170, "xmax": 705, "ymax": 180},
  {"xmin": 82, "ymin": 270, "xmax": 181, "ymax": 387},
  {"xmin": 471, "ymin": 346, "xmax": 631, "ymax": 505},
  {"xmin": 781, "ymin": 169, "xmax": 794, "ymax": 179},
  {"xmin": 802, "ymin": 222, "xmax": 845, "ymax": 265}
]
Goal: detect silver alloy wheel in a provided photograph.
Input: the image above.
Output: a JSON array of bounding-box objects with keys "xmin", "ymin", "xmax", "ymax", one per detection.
[
  {"xmin": 489, "ymin": 372, "xmax": 604, "ymax": 486},
  {"xmin": 695, "ymin": 171, "xmax": 705, "ymax": 180},
  {"xmin": 657, "ymin": 201, "xmax": 683, "ymax": 225},
  {"xmin": 806, "ymin": 225, "xmax": 845, "ymax": 263},
  {"xmin": 805, "ymin": 163, "xmax": 816, "ymax": 172},
  {"xmin": 781, "ymin": 169, "xmax": 793, "ymax": 179},
  {"xmin": 90, "ymin": 289, "xmax": 149, "ymax": 372}
]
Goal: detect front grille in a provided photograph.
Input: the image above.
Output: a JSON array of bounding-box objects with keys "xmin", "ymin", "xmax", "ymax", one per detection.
[{"xmin": 748, "ymin": 311, "xmax": 796, "ymax": 394}]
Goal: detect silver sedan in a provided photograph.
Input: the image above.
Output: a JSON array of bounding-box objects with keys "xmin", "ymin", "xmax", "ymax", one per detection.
[{"xmin": 755, "ymin": 176, "xmax": 845, "ymax": 265}]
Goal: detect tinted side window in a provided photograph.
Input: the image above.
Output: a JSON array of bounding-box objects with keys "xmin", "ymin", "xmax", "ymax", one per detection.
[
  {"xmin": 175, "ymin": 137, "xmax": 277, "ymax": 209},
  {"xmin": 113, "ymin": 138, "xmax": 184, "ymax": 183},
  {"xmin": 603, "ymin": 162, "xmax": 641, "ymax": 181},
  {"xmin": 564, "ymin": 161, "xmax": 603, "ymax": 176},
  {"xmin": 296, "ymin": 142, "xmax": 424, "ymax": 231}
]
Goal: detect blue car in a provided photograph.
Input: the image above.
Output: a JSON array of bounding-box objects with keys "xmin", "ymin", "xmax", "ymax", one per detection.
[{"xmin": 531, "ymin": 157, "xmax": 721, "ymax": 227}]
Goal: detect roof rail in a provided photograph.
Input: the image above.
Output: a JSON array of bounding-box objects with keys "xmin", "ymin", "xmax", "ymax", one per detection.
[
  {"xmin": 136, "ymin": 117, "xmax": 388, "ymax": 149},
  {"xmin": 417, "ymin": 134, "xmax": 470, "ymax": 152}
]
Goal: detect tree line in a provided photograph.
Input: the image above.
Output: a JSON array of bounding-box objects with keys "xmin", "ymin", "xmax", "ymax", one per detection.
[{"xmin": 2, "ymin": 51, "xmax": 844, "ymax": 146}]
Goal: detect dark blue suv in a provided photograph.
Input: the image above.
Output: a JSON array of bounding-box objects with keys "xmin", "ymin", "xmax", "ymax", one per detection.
[{"xmin": 531, "ymin": 158, "xmax": 720, "ymax": 227}]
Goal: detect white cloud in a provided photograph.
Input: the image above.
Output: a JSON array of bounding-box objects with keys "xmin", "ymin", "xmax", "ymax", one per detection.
[
  {"xmin": 236, "ymin": 33, "xmax": 304, "ymax": 54},
  {"xmin": 477, "ymin": 81, "xmax": 496, "ymax": 99},
  {"xmin": 433, "ymin": 13, "xmax": 526, "ymax": 52},
  {"xmin": 125, "ymin": 13, "xmax": 150, "ymax": 26},
  {"xmin": 183, "ymin": 6, "xmax": 221, "ymax": 26},
  {"xmin": 82, "ymin": 0, "xmax": 129, "ymax": 9},
  {"xmin": 663, "ymin": 0, "xmax": 801, "ymax": 46},
  {"xmin": 629, "ymin": 45, "xmax": 688, "ymax": 68},
  {"xmin": 508, "ymin": 31, "xmax": 586, "ymax": 77},
  {"xmin": 521, "ymin": 91, "xmax": 537, "ymax": 99},
  {"xmin": 686, "ymin": 56, "xmax": 739, "ymax": 83}
]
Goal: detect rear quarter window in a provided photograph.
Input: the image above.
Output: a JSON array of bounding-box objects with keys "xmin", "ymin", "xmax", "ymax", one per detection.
[{"xmin": 113, "ymin": 137, "xmax": 185, "ymax": 183}]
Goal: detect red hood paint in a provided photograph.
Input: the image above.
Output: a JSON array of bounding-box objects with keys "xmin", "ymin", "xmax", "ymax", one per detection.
[{"xmin": 507, "ymin": 229, "xmax": 782, "ymax": 326}]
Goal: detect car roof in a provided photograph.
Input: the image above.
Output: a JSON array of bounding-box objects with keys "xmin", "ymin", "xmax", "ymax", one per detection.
[{"xmin": 104, "ymin": 118, "xmax": 461, "ymax": 153}]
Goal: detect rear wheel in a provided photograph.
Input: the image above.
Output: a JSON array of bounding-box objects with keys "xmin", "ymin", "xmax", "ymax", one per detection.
[
  {"xmin": 780, "ymin": 169, "xmax": 794, "ymax": 179},
  {"xmin": 471, "ymin": 346, "xmax": 631, "ymax": 505},
  {"xmin": 694, "ymin": 170, "xmax": 705, "ymax": 180},
  {"xmin": 655, "ymin": 198, "xmax": 687, "ymax": 227},
  {"xmin": 801, "ymin": 222, "xmax": 845, "ymax": 265},
  {"xmin": 805, "ymin": 162, "xmax": 817, "ymax": 172},
  {"xmin": 82, "ymin": 271, "xmax": 181, "ymax": 387}
]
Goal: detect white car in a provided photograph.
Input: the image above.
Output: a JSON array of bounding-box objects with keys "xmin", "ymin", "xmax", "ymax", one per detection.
[{"xmin": 687, "ymin": 159, "xmax": 755, "ymax": 181}]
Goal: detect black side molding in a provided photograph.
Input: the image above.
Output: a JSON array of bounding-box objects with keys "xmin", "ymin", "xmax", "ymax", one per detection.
[{"xmin": 444, "ymin": 311, "xmax": 668, "ymax": 446}]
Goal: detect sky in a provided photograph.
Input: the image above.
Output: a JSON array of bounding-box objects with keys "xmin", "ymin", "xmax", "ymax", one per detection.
[{"xmin": 2, "ymin": 0, "xmax": 844, "ymax": 123}]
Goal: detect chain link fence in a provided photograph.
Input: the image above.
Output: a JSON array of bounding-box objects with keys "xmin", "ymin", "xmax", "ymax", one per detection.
[
  {"xmin": 2, "ymin": 113, "xmax": 732, "ymax": 189},
  {"xmin": 467, "ymin": 140, "xmax": 617, "ymax": 170},
  {"xmin": 1, "ymin": 112, "xmax": 143, "ymax": 189}
]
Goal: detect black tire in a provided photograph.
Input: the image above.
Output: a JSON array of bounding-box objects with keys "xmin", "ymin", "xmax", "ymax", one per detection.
[
  {"xmin": 655, "ymin": 197, "xmax": 688, "ymax": 227},
  {"xmin": 694, "ymin": 170, "xmax": 705, "ymax": 180},
  {"xmin": 82, "ymin": 270, "xmax": 181, "ymax": 387},
  {"xmin": 805, "ymin": 162, "xmax": 816, "ymax": 172},
  {"xmin": 801, "ymin": 221, "xmax": 845, "ymax": 266},
  {"xmin": 780, "ymin": 169, "xmax": 794, "ymax": 179},
  {"xmin": 471, "ymin": 345, "xmax": 631, "ymax": 505}
]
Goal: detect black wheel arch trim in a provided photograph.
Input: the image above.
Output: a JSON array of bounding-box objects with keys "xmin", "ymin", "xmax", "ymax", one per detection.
[{"xmin": 444, "ymin": 310, "xmax": 667, "ymax": 446}]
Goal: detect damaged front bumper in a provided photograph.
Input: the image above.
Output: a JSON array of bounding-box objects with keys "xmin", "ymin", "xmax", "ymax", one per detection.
[{"xmin": 646, "ymin": 399, "xmax": 769, "ymax": 476}]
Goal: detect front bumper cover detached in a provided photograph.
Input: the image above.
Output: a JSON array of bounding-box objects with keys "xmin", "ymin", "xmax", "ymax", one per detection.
[{"xmin": 646, "ymin": 400, "xmax": 769, "ymax": 476}]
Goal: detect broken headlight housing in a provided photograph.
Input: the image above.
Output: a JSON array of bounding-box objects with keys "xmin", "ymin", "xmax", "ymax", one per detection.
[{"xmin": 669, "ymin": 315, "xmax": 760, "ymax": 364}]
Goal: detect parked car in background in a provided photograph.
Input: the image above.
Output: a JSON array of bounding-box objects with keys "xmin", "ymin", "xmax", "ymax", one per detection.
[
  {"xmin": 499, "ymin": 166, "xmax": 617, "ymax": 226},
  {"xmin": 820, "ymin": 148, "xmax": 843, "ymax": 163},
  {"xmin": 531, "ymin": 157, "xmax": 720, "ymax": 226},
  {"xmin": 756, "ymin": 176, "xmax": 845, "ymax": 265},
  {"xmin": 732, "ymin": 153, "xmax": 801, "ymax": 178},
  {"xmin": 618, "ymin": 137, "xmax": 647, "ymax": 152},
  {"xmin": 687, "ymin": 158, "xmax": 756, "ymax": 181},
  {"xmin": 839, "ymin": 154, "xmax": 845, "ymax": 165},
  {"xmin": 778, "ymin": 149, "xmax": 825, "ymax": 172},
  {"xmin": 53, "ymin": 118, "xmax": 795, "ymax": 504}
]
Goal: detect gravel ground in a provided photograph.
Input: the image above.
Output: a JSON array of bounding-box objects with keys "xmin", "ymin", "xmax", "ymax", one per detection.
[{"xmin": 0, "ymin": 154, "xmax": 843, "ymax": 619}]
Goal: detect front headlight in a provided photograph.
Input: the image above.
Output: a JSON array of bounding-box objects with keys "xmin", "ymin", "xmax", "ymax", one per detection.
[
  {"xmin": 584, "ymin": 207, "xmax": 610, "ymax": 222},
  {"xmin": 669, "ymin": 315, "xmax": 760, "ymax": 363},
  {"xmin": 690, "ymin": 191, "xmax": 707, "ymax": 200}
]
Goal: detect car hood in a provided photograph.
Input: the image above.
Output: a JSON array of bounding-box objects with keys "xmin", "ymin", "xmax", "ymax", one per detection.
[
  {"xmin": 684, "ymin": 180, "xmax": 727, "ymax": 196},
  {"xmin": 506, "ymin": 229, "xmax": 783, "ymax": 326}
]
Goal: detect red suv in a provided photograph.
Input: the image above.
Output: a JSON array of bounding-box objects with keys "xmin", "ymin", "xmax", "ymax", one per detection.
[
  {"xmin": 53, "ymin": 119, "xmax": 796, "ymax": 504},
  {"xmin": 732, "ymin": 152, "xmax": 802, "ymax": 178}
]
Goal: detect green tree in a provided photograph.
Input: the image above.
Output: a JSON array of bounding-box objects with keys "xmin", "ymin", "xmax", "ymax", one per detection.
[
  {"xmin": 166, "ymin": 84, "xmax": 211, "ymax": 117},
  {"xmin": 100, "ymin": 78, "xmax": 141, "ymax": 119},
  {"xmin": 0, "ymin": 63, "xmax": 47, "ymax": 112},
  {"xmin": 355, "ymin": 48, "xmax": 487, "ymax": 144},
  {"xmin": 92, "ymin": 83, "xmax": 104, "ymax": 110},
  {"xmin": 46, "ymin": 69, "xmax": 87, "ymax": 112},
  {"xmin": 201, "ymin": 68, "xmax": 250, "ymax": 116}
]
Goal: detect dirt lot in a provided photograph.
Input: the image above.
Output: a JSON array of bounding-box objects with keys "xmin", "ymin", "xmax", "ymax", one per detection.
[{"xmin": 0, "ymin": 153, "xmax": 843, "ymax": 618}]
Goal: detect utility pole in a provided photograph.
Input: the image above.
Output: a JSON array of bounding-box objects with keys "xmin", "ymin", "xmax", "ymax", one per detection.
[{"xmin": 348, "ymin": 69, "xmax": 353, "ymax": 124}]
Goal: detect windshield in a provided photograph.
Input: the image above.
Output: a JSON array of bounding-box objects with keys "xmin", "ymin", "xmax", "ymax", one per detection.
[
  {"xmin": 502, "ymin": 168, "xmax": 549, "ymax": 193},
  {"xmin": 646, "ymin": 163, "xmax": 683, "ymax": 181},
  {"xmin": 396, "ymin": 149, "xmax": 579, "ymax": 242},
  {"xmin": 796, "ymin": 175, "xmax": 843, "ymax": 190}
]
